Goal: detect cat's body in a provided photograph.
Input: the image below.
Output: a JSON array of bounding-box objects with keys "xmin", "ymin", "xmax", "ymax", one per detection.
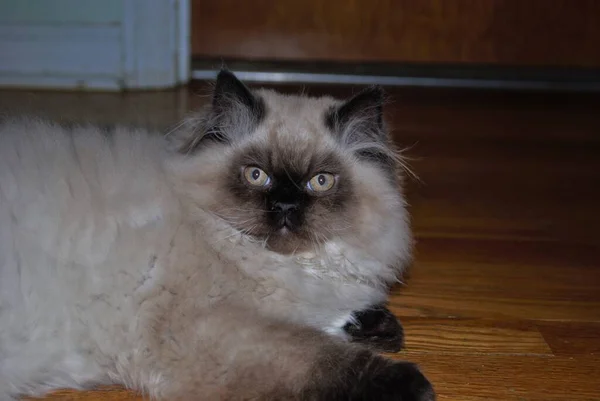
[{"xmin": 0, "ymin": 71, "xmax": 434, "ymax": 400}]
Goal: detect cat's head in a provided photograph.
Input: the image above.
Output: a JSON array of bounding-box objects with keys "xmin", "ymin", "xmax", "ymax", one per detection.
[{"xmin": 172, "ymin": 70, "xmax": 411, "ymax": 269}]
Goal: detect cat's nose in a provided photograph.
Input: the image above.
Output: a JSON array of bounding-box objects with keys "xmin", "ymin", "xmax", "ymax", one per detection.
[
  {"xmin": 272, "ymin": 202, "xmax": 298, "ymax": 214},
  {"xmin": 271, "ymin": 202, "xmax": 301, "ymax": 229}
]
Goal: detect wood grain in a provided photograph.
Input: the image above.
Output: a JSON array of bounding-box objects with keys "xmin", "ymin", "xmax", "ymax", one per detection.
[
  {"xmin": 2, "ymin": 84, "xmax": 599, "ymax": 400},
  {"xmin": 536, "ymin": 322, "xmax": 600, "ymax": 356},
  {"xmin": 191, "ymin": 0, "xmax": 600, "ymax": 67},
  {"xmin": 24, "ymin": 387, "xmax": 142, "ymax": 401},
  {"xmin": 390, "ymin": 238, "xmax": 600, "ymax": 321},
  {"xmin": 391, "ymin": 353, "xmax": 600, "ymax": 401},
  {"xmin": 400, "ymin": 318, "xmax": 552, "ymax": 355}
]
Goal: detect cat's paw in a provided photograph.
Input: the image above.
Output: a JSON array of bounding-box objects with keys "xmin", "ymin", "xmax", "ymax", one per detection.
[
  {"xmin": 352, "ymin": 360, "xmax": 435, "ymax": 401},
  {"xmin": 310, "ymin": 352, "xmax": 434, "ymax": 401},
  {"xmin": 344, "ymin": 304, "xmax": 404, "ymax": 353}
]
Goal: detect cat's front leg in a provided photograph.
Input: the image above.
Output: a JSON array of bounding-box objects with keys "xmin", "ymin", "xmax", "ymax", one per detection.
[
  {"xmin": 343, "ymin": 303, "xmax": 405, "ymax": 353},
  {"xmin": 135, "ymin": 305, "xmax": 433, "ymax": 401}
]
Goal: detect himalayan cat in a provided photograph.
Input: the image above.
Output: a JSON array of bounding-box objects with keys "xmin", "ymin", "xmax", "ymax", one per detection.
[{"xmin": 0, "ymin": 70, "xmax": 434, "ymax": 400}]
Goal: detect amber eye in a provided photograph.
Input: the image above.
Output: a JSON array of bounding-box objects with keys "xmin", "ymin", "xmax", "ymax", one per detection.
[
  {"xmin": 243, "ymin": 166, "xmax": 271, "ymax": 187},
  {"xmin": 307, "ymin": 173, "xmax": 336, "ymax": 193}
]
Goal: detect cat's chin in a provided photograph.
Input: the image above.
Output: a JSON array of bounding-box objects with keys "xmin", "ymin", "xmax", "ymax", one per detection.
[{"xmin": 264, "ymin": 229, "xmax": 314, "ymax": 255}]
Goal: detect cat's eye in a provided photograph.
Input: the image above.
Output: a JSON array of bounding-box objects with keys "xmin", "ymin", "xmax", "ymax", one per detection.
[
  {"xmin": 243, "ymin": 166, "xmax": 271, "ymax": 187},
  {"xmin": 307, "ymin": 173, "xmax": 336, "ymax": 193}
]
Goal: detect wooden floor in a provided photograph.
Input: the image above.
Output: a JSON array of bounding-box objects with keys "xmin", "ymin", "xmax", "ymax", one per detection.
[{"xmin": 2, "ymin": 83, "xmax": 600, "ymax": 401}]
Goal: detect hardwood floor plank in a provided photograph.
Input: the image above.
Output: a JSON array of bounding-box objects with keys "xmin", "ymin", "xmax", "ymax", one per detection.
[
  {"xmin": 390, "ymin": 238, "xmax": 600, "ymax": 321},
  {"xmin": 25, "ymin": 387, "xmax": 141, "ymax": 401},
  {"xmin": 399, "ymin": 318, "xmax": 552, "ymax": 355},
  {"xmin": 389, "ymin": 353, "xmax": 600, "ymax": 401},
  {"xmin": 536, "ymin": 322, "xmax": 600, "ymax": 356}
]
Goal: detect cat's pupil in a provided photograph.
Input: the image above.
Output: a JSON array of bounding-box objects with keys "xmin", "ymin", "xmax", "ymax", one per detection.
[
  {"xmin": 318, "ymin": 175, "xmax": 326, "ymax": 185},
  {"xmin": 252, "ymin": 169, "xmax": 260, "ymax": 180}
]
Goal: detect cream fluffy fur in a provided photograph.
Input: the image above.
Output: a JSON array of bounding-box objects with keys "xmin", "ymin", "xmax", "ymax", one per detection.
[{"xmin": 0, "ymin": 86, "xmax": 411, "ymax": 400}]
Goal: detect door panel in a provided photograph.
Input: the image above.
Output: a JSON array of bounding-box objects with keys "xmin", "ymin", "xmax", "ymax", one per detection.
[{"xmin": 191, "ymin": 0, "xmax": 600, "ymax": 67}]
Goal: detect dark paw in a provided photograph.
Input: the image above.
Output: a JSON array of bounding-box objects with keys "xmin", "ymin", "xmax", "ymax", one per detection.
[
  {"xmin": 344, "ymin": 304, "xmax": 404, "ymax": 353},
  {"xmin": 309, "ymin": 352, "xmax": 434, "ymax": 401},
  {"xmin": 354, "ymin": 360, "xmax": 436, "ymax": 401}
]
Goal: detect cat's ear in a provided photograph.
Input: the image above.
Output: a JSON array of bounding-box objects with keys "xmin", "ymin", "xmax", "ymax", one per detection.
[
  {"xmin": 326, "ymin": 86, "xmax": 386, "ymax": 143},
  {"xmin": 175, "ymin": 70, "xmax": 264, "ymax": 153},
  {"xmin": 326, "ymin": 86, "xmax": 395, "ymax": 166},
  {"xmin": 179, "ymin": 69, "xmax": 265, "ymax": 148},
  {"xmin": 212, "ymin": 69, "xmax": 264, "ymax": 120}
]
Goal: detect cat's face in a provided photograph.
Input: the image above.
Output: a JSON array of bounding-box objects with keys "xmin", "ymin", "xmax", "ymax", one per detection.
[
  {"xmin": 175, "ymin": 71, "xmax": 410, "ymax": 264},
  {"xmin": 223, "ymin": 136, "xmax": 356, "ymax": 254}
]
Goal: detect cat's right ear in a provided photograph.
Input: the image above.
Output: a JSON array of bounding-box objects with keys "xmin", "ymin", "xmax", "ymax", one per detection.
[
  {"xmin": 212, "ymin": 70, "xmax": 265, "ymax": 124},
  {"xmin": 174, "ymin": 70, "xmax": 264, "ymax": 153}
]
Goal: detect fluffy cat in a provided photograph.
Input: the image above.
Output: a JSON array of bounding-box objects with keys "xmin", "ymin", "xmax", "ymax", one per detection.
[{"xmin": 0, "ymin": 70, "xmax": 434, "ymax": 400}]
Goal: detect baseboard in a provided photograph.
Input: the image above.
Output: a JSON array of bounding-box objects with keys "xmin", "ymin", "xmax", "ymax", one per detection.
[{"xmin": 192, "ymin": 58, "xmax": 600, "ymax": 92}]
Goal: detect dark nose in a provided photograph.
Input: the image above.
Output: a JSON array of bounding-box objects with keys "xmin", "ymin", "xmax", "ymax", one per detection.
[
  {"xmin": 271, "ymin": 202, "xmax": 301, "ymax": 229},
  {"xmin": 272, "ymin": 202, "xmax": 298, "ymax": 214}
]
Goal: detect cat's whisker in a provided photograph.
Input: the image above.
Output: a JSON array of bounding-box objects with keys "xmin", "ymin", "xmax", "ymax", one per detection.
[
  {"xmin": 218, "ymin": 230, "xmax": 243, "ymax": 242},
  {"xmin": 309, "ymin": 231, "xmax": 327, "ymax": 254},
  {"xmin": 212, "ymin": 213, "xmax": 260, "ymax": 226},
  {"xmin": 395, "ymin": 277, "xmax": 407, "ymax": 286},
  {"xmin": 324, "ymin": 224, "xmax": 353, "ymax": 234},
  {"xmin": 205, "ymin": 210, "xmax": 239, "ymax": 228},
  {"xmin": 164, "ymin": 118, "xmax": 189, "ymax": 139},
  {"xmin": 217, "ymin": 207, "xmax": 277, "ymax": 214},
  {"xmin": 227, "ymin": 216, "xmax": 259, "ymax": 226},
  {"xmin": 393, "ymin": 146, "xmax": 421, "ymax": 183},
  {"xmin": 289, "ymin": 241, "xmax": 303, "ymax": 256},
  {"xmin": 217, "ymin": 222, "xmax": 260, "ymax": 243},
  {"xmin": 262, "ymin": 232, "xmax": 272, "ymax": 248},
  {"xmin": 397, "ymin": 158, "xmax": 420, "ymax": 183}
]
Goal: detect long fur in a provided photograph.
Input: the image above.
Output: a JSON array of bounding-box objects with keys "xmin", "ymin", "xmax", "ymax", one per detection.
[{"xmin": 0, "ymin": 81, "xmax": 417, "ymax": 400}]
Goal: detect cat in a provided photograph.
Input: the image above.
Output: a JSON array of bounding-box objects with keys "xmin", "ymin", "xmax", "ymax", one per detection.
[{"xmin": 0, "ymin": 70, "xmax": 434, "ymax": 400}]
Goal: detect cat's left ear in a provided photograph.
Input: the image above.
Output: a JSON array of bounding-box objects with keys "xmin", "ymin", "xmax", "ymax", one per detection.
[{"xmin": 325, "ymin": 85, "xmax": 387, "ymax": 144}]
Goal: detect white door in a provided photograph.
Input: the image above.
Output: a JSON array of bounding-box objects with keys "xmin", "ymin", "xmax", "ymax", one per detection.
[{"xmin": 0, "ymin": 0, "xmax": 190, "ymax": 91}]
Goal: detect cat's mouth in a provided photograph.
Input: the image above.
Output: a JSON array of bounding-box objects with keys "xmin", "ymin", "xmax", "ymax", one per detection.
[
  {"xmin": 263, "ymin": 225, "xmax": 314, "ymax": 254},
  {"xmin": 277, "ymin": 226, "xmax": 291, "ymax": 235},
  {"xmin": 227, "ymin": 215, "xmax": 314, "ymax": 254},
  {"xmin": 274, "ymin": 218, "xmax": 300, "ymax": 234}
]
